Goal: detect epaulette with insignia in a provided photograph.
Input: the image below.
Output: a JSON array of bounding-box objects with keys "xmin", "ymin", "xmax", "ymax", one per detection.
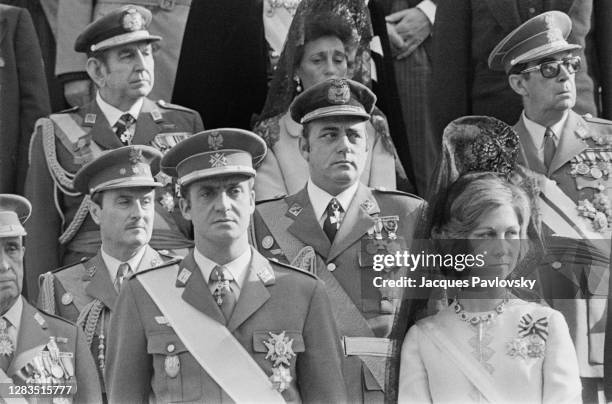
[
  {"xmin": 156, "ymin": 249, "xmax": 179, "ymax": 259},
  {"xmin": 255, "ymin": 194, "xmax": 287, "ymax": 205},
  {"xmin": 267, "ymin": 258, "xmax": 318, "ymax": 279},
  {"xmin": 583, "ymin": 114, "xmax": 612, "ymax": 125},
  {"xmin": 35, "ymin": 308, "xmax": 76, "ymax": 327},
  {"xmin": 57, "ymin": 105, "xmax": 80, "ymax": 114},
  {"xmin": 51, "ymin": 256, "xmax": 89, "ymax": 274},
  {"xmin": 156, "ymin": 100, "xmax": 198, "ymax": 113},
  {"xmin": 372, "ymin": 187, "xmax": 423, "ymax": 200},
  {"xmin": 133, "ymin": 257, "xmax": 181, "ymax": 277}
]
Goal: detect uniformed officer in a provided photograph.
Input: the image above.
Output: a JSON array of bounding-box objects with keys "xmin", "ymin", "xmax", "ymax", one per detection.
[
  {"xmin": 25, "ymin": 4, "xmax": 204, "ymax": 300},
  {"xmin": 105, "ymin": 130, "xmax": 347, "ymax": 403},
  {"xmin": 489, "ymin": 11, "xmax": 612, "ymax": 402},
  {"xmin": 36, "ymin": 145, "xmax": 176, "ymax": 392},
  {"xmin": 0, "ymin": 194, "xmax": 101, "ymax": 402},
  {"xmin": 252, "ymin": 78, "xmax": 427, "ymax": 403}
]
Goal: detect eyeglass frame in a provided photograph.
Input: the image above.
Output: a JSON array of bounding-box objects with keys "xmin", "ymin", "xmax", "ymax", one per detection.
[{"xmin": 519, "ymin": 55, "xmax": 581, "ymax": 78}]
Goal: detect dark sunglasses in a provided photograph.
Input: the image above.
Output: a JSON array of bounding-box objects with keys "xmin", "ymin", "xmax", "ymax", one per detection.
[{"xmin": 520, "ymin": 56, "xmax": 581, "ymax": 78}]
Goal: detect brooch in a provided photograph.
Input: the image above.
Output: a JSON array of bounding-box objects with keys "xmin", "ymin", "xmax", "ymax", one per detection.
[
  {"xmin": 506, "ymin": 314, "xmax": 548, "ymax": 359},
  {"xmin": 263, "ymin": 331, "xmax": 296, "ymax": 392}
]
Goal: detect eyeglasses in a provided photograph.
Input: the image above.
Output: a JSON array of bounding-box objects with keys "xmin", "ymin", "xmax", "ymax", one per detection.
[{"xmin": 520, "ymin": 56, "xmax": 581, "ymax": 78}]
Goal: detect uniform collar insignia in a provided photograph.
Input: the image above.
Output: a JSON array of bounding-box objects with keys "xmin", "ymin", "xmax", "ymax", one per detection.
[
  {"xmin": 576, "ymin": 121, "xmax": 588, "ymax": 139},
  {"xmin": 361, "ymin": 199, "xmax": 376, "ymax": 214},
  {"xmin": 175, "ymin": 267, "xmax": 192, "ymax": 287},
  {"xmin": 34, "ymin": 312, "xmax": 47, "ymax": 329},
  {"xmin": 288, "ymin": 203, "xmax": 303, "ymax": 217},
  {"xmin": 256, "ymin": 267, "xmax": 275, "ymax": 285},
  {"xmin": 150, "ymin": 109, "xmax": 163, "ymax": 122},
  {"xmin": 84, "ymin": 113, "xmax": 96, "ymax": 126}
]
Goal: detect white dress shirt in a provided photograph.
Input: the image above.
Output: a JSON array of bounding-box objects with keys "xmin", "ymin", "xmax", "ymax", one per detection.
[
  {"xmin": 522, "ymin": 111, "xmax": 568, "ymax": 162},
  {"xmin": 101, "ymin": 246, "xmax": 147, "ymax": 283},
  {"xmin": 306, "ymin": 179, "xmax": 359, "ymax": 227},
  {"xmin": 96, "ymin": 92, "xmax": 143, "ymax": 127},
  {"xmin": 194, "ymin": 247, "xmax": 251, "ymax": 300}
]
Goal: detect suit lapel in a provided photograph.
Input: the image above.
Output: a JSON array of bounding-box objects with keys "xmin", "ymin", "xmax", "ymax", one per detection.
[
  {"xmin": 548, "ymin": 110, "xmax": 588, "ymax": 175},
  {"xmin": 9, "ymin": 301, "xmax": 50, "ymax": 376},
  {"xmin": 515, "ymin": 116, "xmax": 547, "ymax": 174},
  {"xmin": 328, "ymin": 184, "xmax": 379, "ymax": 262},
  {"xmin": 180, "ymin": 252, "xmax": 226, "ymax": 325},
  {"xmin": 132, "ymin": 99, "xmax": 161, "ymax": 146},
  {"xmin": 486, "ymin": 0, "xmax": 521, "ymax": 33},
  {"xmin": 85, "ymin": 251, "xmax": 118, "ymax": 311},
  {"xmin": 86, "ymin": 101, "xmax": 123, "ymax": 150},
  {"xmin": 286, "ymin": 188, "xmax": 331, "ymax": 258},
  {"xmin": 227, "ymin": 249, "xmax": 272, "ymax": 332}
]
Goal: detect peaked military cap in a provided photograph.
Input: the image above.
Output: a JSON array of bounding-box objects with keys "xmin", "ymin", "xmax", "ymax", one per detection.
[
  {"xmin": 75, "ymin": 5, "xmax": 161, "ymax": 53},
  {"xmin": 161, "ymin": 129, "xmax": 267, "ymax": 186},
  {"xmin": 290, "ymin": 78, "xmax": 376, "ymax": 124},
  {"xmin": 73, "ymin": 145, "xmax": 163, "ymax": 194},
  {"xmin": 0, "ymin": 194, "xmax": 31, "ymax": 237},
  {"xmin": 488, "ymin": 11, "xmax": 581, "ymax": 72}
]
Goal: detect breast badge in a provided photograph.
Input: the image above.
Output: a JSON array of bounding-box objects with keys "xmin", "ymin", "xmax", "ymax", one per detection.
[{"xmin": 263, "ymin": 331, "xmax": 295, "ymax": 393}]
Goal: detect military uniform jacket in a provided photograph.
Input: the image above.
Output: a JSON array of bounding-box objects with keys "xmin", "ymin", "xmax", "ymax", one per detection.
[
  {"xmin": 515, "ymin": 110, "xmax": 612, "ymax": 378},
  {"xmin": 252, "ymin": 183, "xmax": 426, "ymax": 403},
  {"xmin": 24, "ymin": 97, "xmax": 203, "ymax": 300},
  {"xmin": 5, "ymin": 298, "xmax": 101, "ymax": 403},
  {"xmin": 105, "ymin": 247, "xmax": 346, "ymax": 403},
  {"xmin": 37, "ymin": 246, "xmax": 172, "ymax": 379}
]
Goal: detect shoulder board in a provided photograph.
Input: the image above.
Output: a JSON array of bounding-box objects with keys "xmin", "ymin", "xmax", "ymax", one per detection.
[
  {"xmin": 57, "ymin": 105, "xmax": 79, "ymax": 114},
  {"xmin": 51, "ymin": 257, "xmax": 89, "ymax": 274},
  {"xmin": 372, "ymin": 187, "xmax": 424, "ymax": 200},
  {"xmin": 583, "ymin": 114, "xmax": 612, "ymax": 125},
  {"xmin": 156, "ymin": 249, "xmax": 180, "ymax": 259},
  {"xmin": 35, "ymin": 307, "xmax": 76, "ymax": 327},
  {"xmin": 256, "ymin": 194, "xmax": 287, "ymax": 205},
  {"xmin": 133, "ymin": 257, "xmax": 181, "ymax": 277},
  {"xmin": 267, "ymin": 258, "xmax": 318, "ymax": 279},
  {"xmin": 156, "ymin": 100, "xmax": 197, "ymax": 113}
]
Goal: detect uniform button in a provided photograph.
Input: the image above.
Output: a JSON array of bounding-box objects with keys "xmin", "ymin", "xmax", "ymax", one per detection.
[
  {"xmin": 528, "ymin": 7, "xmax": 535, "ymax": 13},
  {"xmin": 327, "ymin": 263, "xmax": 336, "ymax": 271},
  {"xmin": 551, "ymin": 261, "xmax": 562, "ymax": 269},
  {"xmin": 167, "ymin": 344, "xmax": 176, "ymax": 353}
]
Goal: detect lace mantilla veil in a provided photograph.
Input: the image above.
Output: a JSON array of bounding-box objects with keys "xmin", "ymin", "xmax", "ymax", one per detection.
[
  {"xmin": 254, "ymin": 0, "xmax": 373, "ymax": 125},
  {"xmin": 385, "ymin": 116, "xmax": 545, "ymax": 402}
]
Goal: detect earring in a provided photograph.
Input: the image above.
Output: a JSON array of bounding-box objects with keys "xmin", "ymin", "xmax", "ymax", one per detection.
[{"xmin": 294, "ymin": 75, "xmax": 302, "ymax": 93}]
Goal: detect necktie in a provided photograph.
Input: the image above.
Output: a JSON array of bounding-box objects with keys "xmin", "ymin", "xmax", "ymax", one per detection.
[
  {"xmin": 0, "ymin": 317, "xmax": 14, "ymax": 372},
  {"xmin": 209, "ymin": 266, "xmax": 236, "ymax": 321},
  {"xmin": 323, "ymin": 198, "xmax": 344, "ymax": 242},
  {"xmin": 543, "ymin": 127, "xmax": 557, "ymax": 170},
  {"xmin": 114, "ymin": 263, "xmax": 133, "ymax": 292},
  {"xmin": 114, "ymin": 113, "xmax": 136, "ymax": 145}
]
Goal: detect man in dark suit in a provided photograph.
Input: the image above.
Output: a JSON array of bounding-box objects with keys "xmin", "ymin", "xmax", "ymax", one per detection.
[
  {"xmin": 105, "ymin": 129, "xmax": 346, "ymax": 403},
  {"xmin": 253, "ymin": 78, "xmax": 426, "ymax": 403},
  {"xmin": 491, "ymin": 11, "xmax": 612, "ymax": 402},
  {"xmin": 430, "ymin": 0, "xmax": 612, "ymax": 155},
  {"xmin": 37, "ymin": 145, "xmax": 175, "ymax": 394},
  {"xmin": 0, "ymin": 5, "xmax": 50, "ymax": 195},
  {"xmin": 25, "ymin": 5, "xmax": 204, "ymax": 300},
  {"xmin": 377, "ymin": 0, "xmax": 438, "ymax": 195},
  {"xmin": 0, "ymin": 194, "xmax": 101, "ymax": 402}
]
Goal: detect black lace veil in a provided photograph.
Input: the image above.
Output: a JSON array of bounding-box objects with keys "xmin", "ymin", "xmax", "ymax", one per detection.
[{"xmin": 255, "ymin": 0, "xmax": 373, "ymax": 124}]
